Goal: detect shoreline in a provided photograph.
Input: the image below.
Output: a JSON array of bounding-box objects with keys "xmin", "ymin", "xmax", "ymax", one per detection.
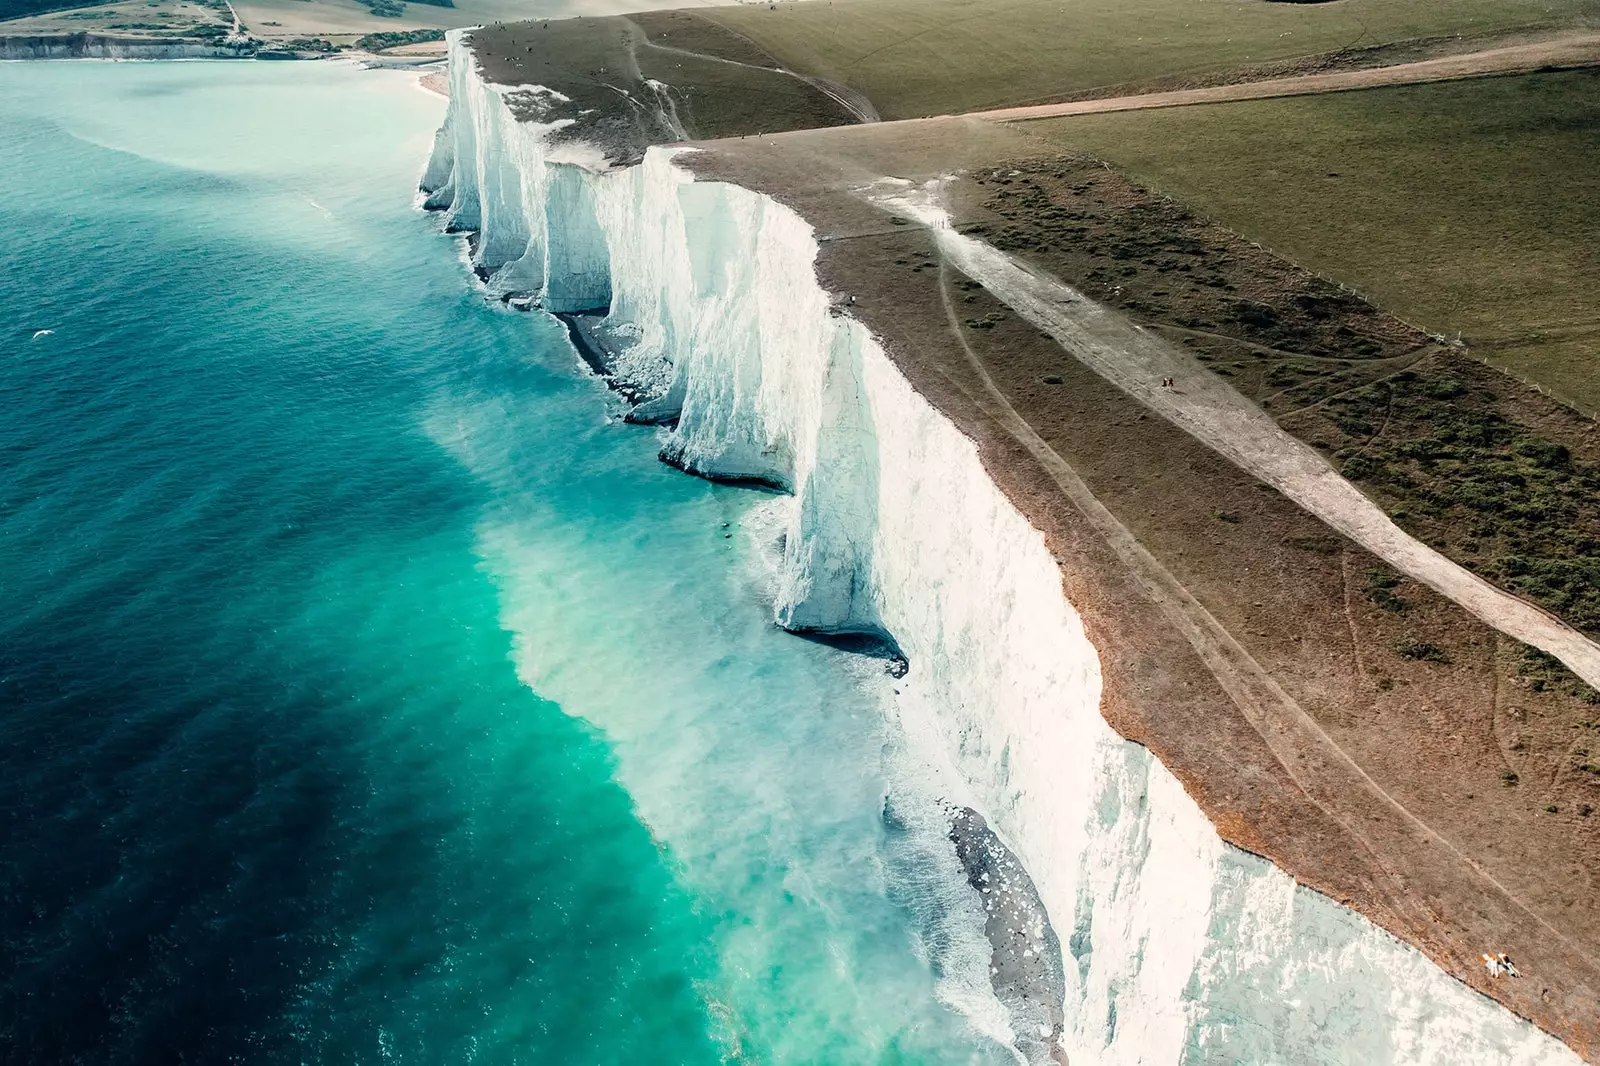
[
  {"xmin": 420, "ymin": 33, "xmax": 1592, "ymax": 1064},
  {"xmin": 0, "ymin": 34, "xmax": 256, "ymax": 59},
  {"xmin": 682, "ymin": 129, "xmax": 1600, "ymax": 1060}
]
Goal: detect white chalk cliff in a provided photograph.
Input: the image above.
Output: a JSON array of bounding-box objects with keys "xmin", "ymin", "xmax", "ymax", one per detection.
[
  {"xmin": 0, "ymin": 34, "xmax": 254, "ymax": 59},
  {"xmin": 422, "ymin": 31, "xmax": 1580, "ymax": 1066}
]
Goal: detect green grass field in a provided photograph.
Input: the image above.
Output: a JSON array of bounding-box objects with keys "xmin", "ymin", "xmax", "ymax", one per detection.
[
  {"xmin": 1025, "ymin": 69, "xmax": 1600, "ymax": 412},
  {"xmin": 702, "ymin": 0, "xmax": 1598, "ymax": 119}
]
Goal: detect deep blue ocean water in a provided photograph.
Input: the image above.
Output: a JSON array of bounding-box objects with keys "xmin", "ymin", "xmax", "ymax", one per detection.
[{"xmin": 0, "ymin": 61, "xmax": 1004, "ymax": 1064}]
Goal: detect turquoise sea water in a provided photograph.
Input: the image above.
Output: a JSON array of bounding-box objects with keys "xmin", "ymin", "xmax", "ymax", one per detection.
[{"xmin": 0, "ymin": 62, "xmax": 1005, "ymax": 1064}]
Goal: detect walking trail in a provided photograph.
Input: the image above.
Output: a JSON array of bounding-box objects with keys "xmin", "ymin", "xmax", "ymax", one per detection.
[
  {"xmin": 872, "ymin": 182, "xmax": 1600, "ymax": 696},
  {"xmin": 922, "ymin": 256, "xmax": 1590, "ymax": 960},
  {"xmin": 967, "ymin": 33, "xmax": 1600, "ymax": 122}
]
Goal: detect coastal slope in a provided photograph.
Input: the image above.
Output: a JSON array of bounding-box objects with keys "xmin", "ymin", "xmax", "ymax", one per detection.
[{"xmin": 418, "ymin": 29, "xmax": 1593, "ymax": 1064}]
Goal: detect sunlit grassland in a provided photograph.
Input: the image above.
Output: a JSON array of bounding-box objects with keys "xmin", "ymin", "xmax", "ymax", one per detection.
[
  {"xmin": 702, "ymin": 0, "xmax": 1598, "ymax": 118},
  {"xmin": 1025, "ymin": 69, "xmax": 1600, "ymax": 411}
]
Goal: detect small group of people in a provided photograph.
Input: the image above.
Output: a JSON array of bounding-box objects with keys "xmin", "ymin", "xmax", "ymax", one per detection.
[
  {"xmin": 1482, "ymin": 953, "xmax": 1521, "ymax": 979},
  {"xmin": 1159, "ymin": 377, "xmax": 1176, "ymax": 389}
]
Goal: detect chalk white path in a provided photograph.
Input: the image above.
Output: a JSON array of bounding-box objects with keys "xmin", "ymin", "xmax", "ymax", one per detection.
[
  {"xmin": 921, "ymin": 257, "xmax": 1600, "ymax": 962},
  {"xmin": 874, "ymin": 183, "xmax": 1600, "ymax": 692}
]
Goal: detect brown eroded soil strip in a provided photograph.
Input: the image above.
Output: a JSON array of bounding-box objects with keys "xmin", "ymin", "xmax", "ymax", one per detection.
[
  {"xmin": 682, "ymin": 119, "xmax": 1600, "ymax": 1060},
  {"xmin": 874, "ymin": 185, "xmax": 1600, "ymax": 692}
]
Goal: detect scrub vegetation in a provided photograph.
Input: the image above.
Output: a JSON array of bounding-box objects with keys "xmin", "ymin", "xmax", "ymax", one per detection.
[
  {"xmin": 1297, "ymin": 362, "xmax": 1600, "ymax": 646},
  {"xmin": 1024, "ymin": 70, "xmax": 1600, "ymax": 411},
  {"xmin": 952, "ymin": 157, "xmax": 1428, "ymax": 408},
  {"xmin": 949, "ymin": 154, "xmax": 1600, "ymax": 691},
  {"xmin": 355, "ymin": 26, "xmax": 441, "ymax": 49},
  {"xmin": 354, "ymin": 0, "xmax": 449, "ymax": 21}
]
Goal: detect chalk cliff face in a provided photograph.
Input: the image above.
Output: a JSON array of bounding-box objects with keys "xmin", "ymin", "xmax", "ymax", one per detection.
[
  {"xmin": 0, "ymin": 34, "xmax": 253, "ymax": 59},
  {"xmin": 424, "ymin": 31, "xmax": 1580, "ymax": 1066}
]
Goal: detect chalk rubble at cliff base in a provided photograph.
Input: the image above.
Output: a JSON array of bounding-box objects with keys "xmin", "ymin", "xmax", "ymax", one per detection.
[{"xmin": 420, "ymin": 34, "xmax": 1581, "ymax": 1065}]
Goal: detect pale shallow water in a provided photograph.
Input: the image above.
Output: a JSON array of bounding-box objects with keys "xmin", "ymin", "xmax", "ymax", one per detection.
[{"xmin": 0, "ymin": 60, "xmax": 1007, "ymax": 1065}]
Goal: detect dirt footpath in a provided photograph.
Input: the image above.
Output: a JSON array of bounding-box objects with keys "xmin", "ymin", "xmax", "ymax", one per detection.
[
  {"xmin": 968, "ymin": 33, "xmax": 1600, "ymax": 121},
  {"xmin": 686, "ymin": 119, "xmax": 1600, "ymax": 1061},
  {"xmin": 873, "ymin": 180, "xmax": 1600, "ymax": 692}
]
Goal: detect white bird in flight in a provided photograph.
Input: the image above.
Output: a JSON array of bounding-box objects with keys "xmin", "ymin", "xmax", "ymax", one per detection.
[{"xmin": 31, "ymin": 329, "xmax": 53, "ymax": 339}]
